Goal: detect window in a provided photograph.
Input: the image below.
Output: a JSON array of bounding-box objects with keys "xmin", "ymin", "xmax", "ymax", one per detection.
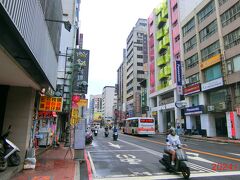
[
  {"xmin": 137, "ymin": 62, "xmax": 143, "ymax": 66},
  {"xmin": 185, "ymin": 73, "xmax": 199, "ymax": 84},
  {"xmin": 137, "ymin": 46, "xmax": 143, "ymax": 51},
  {"xmin": 182, "ymin": 18, "xmax": 195, "ymax": 37},
  {"xmin": 219, "ymin": 0, "xmax": 228, "ymax": 6},
  {"xmin": 175, "ymin": 35, "xmax": 180, "ymax": 43},
  {"xmin": 172, "ymin": 20, "xmax": 178, "ymax": 28},
  {"xmin": 185, "ymin": 54, "xmax": 198, "ymax": 69},
  {"xmin": 191, "ymin": 94, "xmax": 199, "ymax": 106},
  {"xmin": 127, "ymin": 87, "xmax": 133, "ymax": 94},
  {"xmin": 209, "ymin": 89, "xmax": 227, "ymax": 105},
  {"xmin": 224, "ymin": 27, "xmax": 240, "ymax": 49},
  {"xmin": 227, "ymin": 55, "xmax": 240, "ymax": 74},
  {"xmin": 235, "ymin": 83, "xmax": 240, "ymax": 104},
  {"xmin": 221, "ymin": 1, "xmax": 240, "ymax": 27},
  {"xmin": 204, "ymin": 64, "xmax": 222, "ymax": 82},
  {"xmin": 199, "ymin": 20, "xmax": 217, "ymax": 42},
  {"xmin": 184, "ymin": 36, "xmax": 197, "ymax": 53},
  {"xmin": 201, "ymin": 41, "xmax": 220, "ymax": 61},
  {"xmin": 173, "ymin": 3, "xmax": 178, "ymax": 12},
  {"xmin": 137, "ymin": 55, "xmax": 143, "ymax": 58},
  {"xmin": 137, "ymin": 70, "xmax": 144, "ymax": 74},
  {"xmin": 137, "ymin": 86, "xmax": 141, "ymax": 90},
  {"xmin": 197, "ymin": 0, "xmax": 215, "ymax": 23}
]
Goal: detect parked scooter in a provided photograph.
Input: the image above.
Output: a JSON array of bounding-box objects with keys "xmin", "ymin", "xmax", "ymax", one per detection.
[
  {"xmin": 159, "ymin": 145, "xmax": 190, "ymax": 179},
  {"xmin": 85, "ymin": 131, "xmax": 93, "ymax": 145},
  {"xmin": 0, "ymin": 125, "xmax": 21, "ymax": 171}
]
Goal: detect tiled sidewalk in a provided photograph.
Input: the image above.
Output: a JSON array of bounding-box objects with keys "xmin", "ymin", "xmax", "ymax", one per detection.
[{"xmin": 12, "ymin": 144, "xmax": 78, "ymax": 180}]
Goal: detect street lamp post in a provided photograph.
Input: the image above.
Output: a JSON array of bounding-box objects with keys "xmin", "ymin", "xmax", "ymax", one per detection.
[{"xmin": 45, "ymin": 19, "xmax": 72, "ymax": 32}]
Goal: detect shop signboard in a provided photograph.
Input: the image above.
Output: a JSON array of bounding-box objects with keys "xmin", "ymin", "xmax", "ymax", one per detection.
[
  {"xmin": 200, "ymin": 54, "xmax": 221, "ymax": 70},
  {"xmin": 39, "ymin": 96, "xmax": 63, "ymax": 112},
  {"xmin": 72, "ymin": 49, "xmax": 90, "ymax": 94},
  {"xmin": 201, "ymin": 77, "xmax": 223, "ymax": 91},
  {"xmin": 230, "ymin": 112, "xmax": 236, "ymax": 137},
  {"xmin": 176, "ymin": 60, "xmax": 183, "ymax": 95},
  {"xmin": 185, "ymin": 105, "xmax": 204, "ymax": 115},
  {"xmin": 93, "ymin": 112, "xmax": 103, "ymax": 121},
  {"xmin": 184, "ymin": 83, "xmax": 201, "ymax": 96}
]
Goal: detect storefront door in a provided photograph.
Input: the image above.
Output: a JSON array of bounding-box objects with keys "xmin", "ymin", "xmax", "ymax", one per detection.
[{"xmin": 215, "ymin": 116, "xmax": 227, "ymax": 137}]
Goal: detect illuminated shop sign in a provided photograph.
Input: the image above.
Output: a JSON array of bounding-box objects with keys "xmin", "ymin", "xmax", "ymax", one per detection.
[
  {"xmin": 184, "ymin": 83, "xmax": 201, "ymax": 96},
  {"xmin": 201, "ymin": 77, "xmax": 223, "ymax": 91},
  {"xmin": 200, "ymin": 54, "xmax": 221, "ymax": 70}
]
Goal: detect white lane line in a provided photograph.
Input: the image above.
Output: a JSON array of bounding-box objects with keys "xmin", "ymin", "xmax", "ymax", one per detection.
[
  {"xmin": 94, "ymin": 171, "xmax": 240, "ymax": 180},
  {"xmin": 118, "ymin": 138, "xmax": 214, "ymax": 173},
  {"xmin": 188, "ymin": 162, "xmax": 215, "ymax": 173},
  {"xmin": 118, "ymin": 138, "xmax": 163, "ymax": 157},
  {"xmin": 89, "ymin": 149, "xmax": 145, "ymax": 152},
  {"xmin": 228, "ymin": 152, "xmax": 240, "ymax": 157},
  {"xmin": 87, "ymin": 151, "xmax": 97, "ymax": 177}
]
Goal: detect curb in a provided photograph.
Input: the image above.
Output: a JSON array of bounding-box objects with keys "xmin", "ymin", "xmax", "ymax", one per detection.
[
  {"xmin": 84, "ymin": 149, "xmax": 92, "ymax": 180},
  {"xmin": 156, "ymin": 133, "xmax": 240, "ymax": 144}
]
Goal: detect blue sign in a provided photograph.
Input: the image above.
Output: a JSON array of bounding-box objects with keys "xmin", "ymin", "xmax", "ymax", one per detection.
[
  {"xmin": 185, "ymin": 105, "xmax": 204, "ymax": 115},
  {"xmin": 176, "ymin": 60, "xmax": 182, "ymax": 86}
]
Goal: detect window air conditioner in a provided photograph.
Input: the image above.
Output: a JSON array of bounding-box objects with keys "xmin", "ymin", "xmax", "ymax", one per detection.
[
  {"xmin": 207, "ymin": 105, "xmax": 215, "ymax": 111},
  {"xmin": 219, "ymin": 102, "xmax": 226, "ymax": 110}
]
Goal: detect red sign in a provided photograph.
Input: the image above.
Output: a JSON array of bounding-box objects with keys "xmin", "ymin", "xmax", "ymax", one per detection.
[
  {"xmin": 38, "ymin": 111, "xmax": 57, "ymax": 119},
  {"xmin": 140, "ymin": 119, "xmax": 154, "ymax": 123},
  {"xmin": 230, "ymin": 112, "xmax": 236, "ymax": 137},
  {"xmin": 184, "ymin": 83, "xmax": 201, "ymax": 96}
]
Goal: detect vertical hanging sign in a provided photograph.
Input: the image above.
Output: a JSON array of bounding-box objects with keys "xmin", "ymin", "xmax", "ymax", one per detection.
[{"xmin": 176, "ymin": 60, "xmax": 183, "ymax": 95}]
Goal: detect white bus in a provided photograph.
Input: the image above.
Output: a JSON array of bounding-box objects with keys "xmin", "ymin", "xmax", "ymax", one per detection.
[{"xmin": 122, "ymin": 117, "xmax": 155, "ymax": 135}]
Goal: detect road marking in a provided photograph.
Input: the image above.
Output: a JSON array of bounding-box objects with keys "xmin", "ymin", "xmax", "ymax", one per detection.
[
  {"xmin": 188, "ymin": 156, "xmax": 216, "ymax": 164},
  {"xmin": 89, "ymin": 149, "xmax": 144, "ymax": 152},
  {"xmin": 188, "ymin": 162, "xmax": 215, "ymax": 173},
  {"xmin": 228, "ymin": 152, "xmax": 240, "ymax": 157},
  {"xmin": 94, "ymin": 171, "xmax": 240, "ymax": 180},
  {"xmin": 186, "ymin": 152, "xmax": 199, "ymax": 157},
  {"xmin": 87, "ymin": 152, "xmax": 97, "ymax": 177},
  {"xmin": 116, "ymin": 154, "xmax": 142, "ymax": 164},
  {"xmin": 121, "ymin": 134, "xmax": 240, "ymax": 162},
  {"xmin": 118, "ymin": 139, "xmax": 213, "ymax": 172},
  {"xmin": 108, "ymin": 142, "xmax": 121, "ymax": 149}
]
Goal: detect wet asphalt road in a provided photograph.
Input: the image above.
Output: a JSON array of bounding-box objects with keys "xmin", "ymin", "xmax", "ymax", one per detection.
[{"xmin": 85, "ymin": 129, "xmax": 240, "ymax": 180}]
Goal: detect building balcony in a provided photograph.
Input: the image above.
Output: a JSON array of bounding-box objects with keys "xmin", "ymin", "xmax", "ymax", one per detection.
[
  {"xmin": 156, "ymin": 29, "xmax": 164, "ymax": 40},
  {"xmin": 157, "ymin": 14, "xmax": 167, "ymax": 27},
  {"xmin": 158, "ymin": 69, "xmax": 167, "ymax": 80},
  {"xmin": 164, "ymin": 65, "xmax": 171, "ymax": 75},
  {"xmin": 157, "ymin": 56, "xmax": 166, "ymax": 66}
]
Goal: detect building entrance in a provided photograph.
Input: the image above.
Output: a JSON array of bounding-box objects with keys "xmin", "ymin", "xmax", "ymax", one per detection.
[{"xmin": 215, "ymin": 116, "xmax": 227, "ymax": 137}]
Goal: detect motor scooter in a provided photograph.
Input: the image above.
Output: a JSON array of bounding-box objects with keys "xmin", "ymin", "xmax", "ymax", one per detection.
[
  {"xmin": 113, "ymin": 131, "xmax": 118, "ymax": 141},
  {"xmin": 104, "ymin": 130, "xmax": 109, "ymax": 137},
  {"xmin": 94, "ymin": 129, "xmax": 98, "ymax": 136},
  {"xmin": 85, "ymin": 131, "xmax": 93, "ymax": 145},
  {"xmin": 0, "ymin": 125, "xmax": 21, "ymax": 171},
  {"xmin": 159, "ymin": 145, "xmax": 190, "ymax": 179}
]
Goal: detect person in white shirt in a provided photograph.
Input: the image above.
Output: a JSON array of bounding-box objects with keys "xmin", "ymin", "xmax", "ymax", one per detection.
[{"xmin": 164, "ymin": 128, "xmax": 187, "ymax": 166}]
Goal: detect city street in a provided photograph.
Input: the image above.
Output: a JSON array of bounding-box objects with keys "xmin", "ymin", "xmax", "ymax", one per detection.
[{"xmin": 86, "ymin": 129, "xmax": 240, "ymax": 180}]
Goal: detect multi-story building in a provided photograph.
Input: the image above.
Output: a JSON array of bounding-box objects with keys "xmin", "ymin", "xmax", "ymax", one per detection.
[
  {"xmin": 181, "ymin": 0, "xmax": 240, "ymax": 138},
  {"xmin": 117, "ymin": 49, "xmax": 127, "ymax": 124},
  {"xmin": 148, "ymin": 0, "xmax": 179, "ymax": 132},
  {"xmin": 102, "ymin": 86, "xmax": 116, "ymax": 124},
  {"xmin": 126, "ymin": 18, "xmax": 148, "ymax": 117},
  {"xmin": 89, "ymin": 94, "xmax": 103, "ymax": 124},
  {"xmin": 0, "ymin": 0, "xmax": 62, "ymax": 176}
]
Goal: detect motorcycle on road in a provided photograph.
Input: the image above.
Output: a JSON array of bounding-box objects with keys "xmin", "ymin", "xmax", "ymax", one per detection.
[{"xmin": 159, "ymin": 145, "xmax": 190, "ymax": 179}]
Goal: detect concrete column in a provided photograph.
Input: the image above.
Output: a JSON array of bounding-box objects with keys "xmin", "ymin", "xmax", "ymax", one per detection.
[
  {"xmin": 3, "ymin": 87, "xmax": 36, "ymax": 166},
  {"xmin": 158, "ymin": 110, "xmax": 165, "ymax": 133},
  {"xmin": 174, "ymin": 89, "xmax": 181, "ymax": 127},
  {"xmin": 201, "ymin": 114, "xmax": 216, "ymax": 137}
]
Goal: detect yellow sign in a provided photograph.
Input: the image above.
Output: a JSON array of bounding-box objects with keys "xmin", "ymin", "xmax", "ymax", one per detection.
[
  {"xmin": 94, "ymin": 112, "xmax": 102, "ymax": 121},
  {"xmin": 152, "ymin": 111, "xmax": 157, "ymax": 116},
  {"xmin": 200, "ymin": 54, "xmax": 221, "ymax": 70},
  {"xmin": 70, "ymin": 109, "xmax": 79, "ymax": 125},
  {"xmin": 77, "ymin": 99, "xmax": 88, "ymax": 107},
  {"xmin": 39, "ymin": 96, "xmax": 63, "ymax": 112}
]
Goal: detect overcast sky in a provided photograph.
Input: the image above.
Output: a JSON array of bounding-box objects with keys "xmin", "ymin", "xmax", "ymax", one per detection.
[{"xmin": 79, "ymin": 0, "xmax": 161, "ymax": 99}]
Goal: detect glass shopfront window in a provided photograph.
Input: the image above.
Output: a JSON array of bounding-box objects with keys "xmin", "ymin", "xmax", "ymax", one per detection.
[
  {"xmin": 204, "ymin": 64, "xmax": 222, "ymax": 82},
  {"xmin": 209, "ymin": 89, "xmax": 227, "ymax": 105}
]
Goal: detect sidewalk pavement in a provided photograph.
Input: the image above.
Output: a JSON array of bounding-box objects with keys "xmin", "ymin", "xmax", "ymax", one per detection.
[
  {"xmin": 12, "ymin": 144, "xmax": 79, "ymax": 180},
  {"xmin": 156, "ymin": 132, "xmax": 240, "ymax": 144}
]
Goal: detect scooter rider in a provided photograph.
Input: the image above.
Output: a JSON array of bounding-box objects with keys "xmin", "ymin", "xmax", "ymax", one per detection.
[{"xmin": 164, "ymin": 127, "xmax": 187, "ymax": 166}]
